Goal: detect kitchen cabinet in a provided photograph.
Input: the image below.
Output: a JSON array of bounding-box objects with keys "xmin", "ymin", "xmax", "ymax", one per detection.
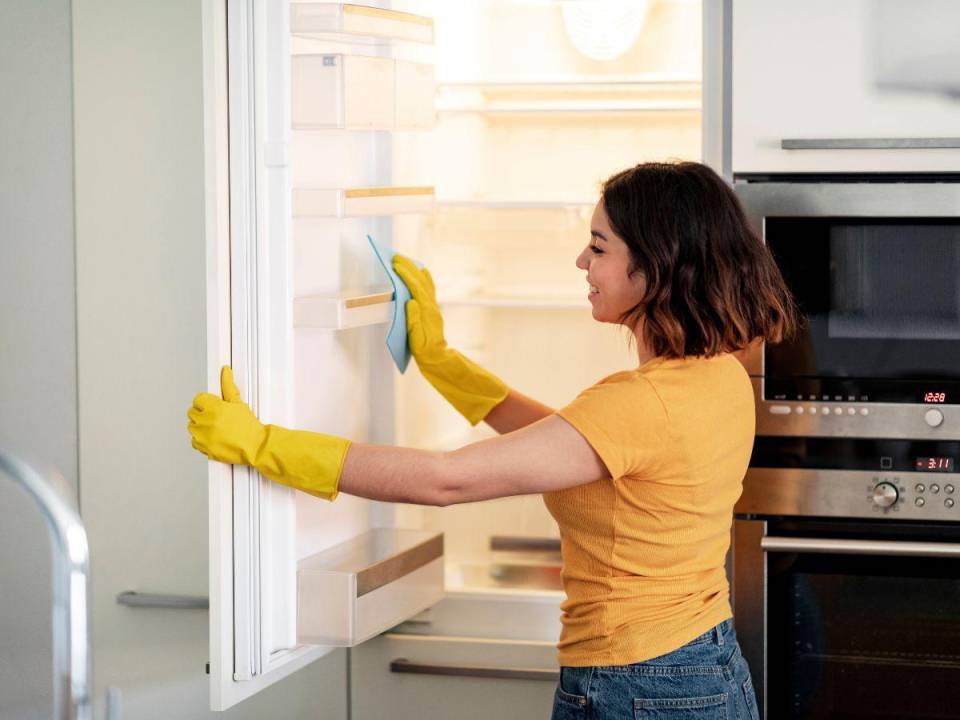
[
  {"xmin": 350, "ymin": 591, "xmax": 562, "ymax": 720},
  {"xmin": 732, "ymin": 0, "xmax": 960, "ymax": 174}
]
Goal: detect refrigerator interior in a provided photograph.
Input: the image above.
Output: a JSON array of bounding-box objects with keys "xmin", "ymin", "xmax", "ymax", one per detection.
[{"xmin": 287, "ymin": 0, "xmax": 702, "ymax": 596}]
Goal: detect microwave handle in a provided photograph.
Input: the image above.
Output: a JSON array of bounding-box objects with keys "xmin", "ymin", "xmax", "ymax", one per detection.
[
  {"xmin": 762, "ymin": 536, "xmax": 960, "ymax": 558},
  {"xmin": 781, "ymin": 137, "xmax": 960, "ymax": 150}
]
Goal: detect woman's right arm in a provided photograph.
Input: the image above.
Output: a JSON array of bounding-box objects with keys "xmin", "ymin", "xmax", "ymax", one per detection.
[{"xmin": 484, "ymin": 390, "xmax": 554, "ymax": 434}]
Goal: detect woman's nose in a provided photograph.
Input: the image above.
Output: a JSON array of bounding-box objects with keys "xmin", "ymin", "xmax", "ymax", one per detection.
[{"xmin": 575, "ymin": 248, "xmax": 590, "ymax": 270}]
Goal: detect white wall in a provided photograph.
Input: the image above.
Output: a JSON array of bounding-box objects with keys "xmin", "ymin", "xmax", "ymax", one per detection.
[
  {"xmin": 68, "ymin": 0, "xmax": 348, "ymax": 717},
  {"xmin": 0, "ymin": 1, "xmax": 77, "ymax": 718}
]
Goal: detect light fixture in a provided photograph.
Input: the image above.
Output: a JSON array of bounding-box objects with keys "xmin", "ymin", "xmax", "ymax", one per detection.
[{"xmin": 559, "ymin": 0, "xmax": 651, "ymax": 61}]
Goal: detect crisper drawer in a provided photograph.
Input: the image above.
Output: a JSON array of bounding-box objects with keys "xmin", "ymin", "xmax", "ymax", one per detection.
[
  {"xmin": 351, "ymin": 633, "xmax": 559, "ymax": 720},
  {"xmin": 291, "ymin": 54, "xmax": 435, "ymax": 130},
  {"xmin": 732, "ymin": 0, "xmax": 960, "ymax": 174}
]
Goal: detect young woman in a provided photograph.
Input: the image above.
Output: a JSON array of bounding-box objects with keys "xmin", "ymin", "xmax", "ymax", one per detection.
[{"xmin": 189, "ymin": 161, "xmax": 797, "ymax": 720}]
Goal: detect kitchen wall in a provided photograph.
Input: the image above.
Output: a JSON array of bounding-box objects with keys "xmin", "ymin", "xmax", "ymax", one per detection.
[{"xmin": 0, "ymin": 1, "xmax": 77, "ymax": 718}]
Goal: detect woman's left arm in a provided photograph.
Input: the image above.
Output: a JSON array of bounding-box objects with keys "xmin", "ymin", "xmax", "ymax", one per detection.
[{"xmin": 339, "ymin": 415, "xmax": 609, "ymax": 506}]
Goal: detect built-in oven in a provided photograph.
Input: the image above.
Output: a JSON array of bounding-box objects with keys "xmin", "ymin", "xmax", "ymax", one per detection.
[
  {"xmin": 736, "ymin": 180, "xmax": 960, "ymax": 439},
  {"xmin": 732, "ymin": 180, "xmax": 960, "ymax": 720}
]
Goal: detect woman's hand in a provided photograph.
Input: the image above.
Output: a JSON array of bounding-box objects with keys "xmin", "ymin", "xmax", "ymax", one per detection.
[
  {"xmin": 188, "ymin": 367, "xmax": 266, "ymax": 466},
  {"xmin": 392, "ymin": 254, "xmax": 509, "ymax": 425},
  {"xmin": 187, "ymin": 366, "xmax": 348, "ymax": 500}
]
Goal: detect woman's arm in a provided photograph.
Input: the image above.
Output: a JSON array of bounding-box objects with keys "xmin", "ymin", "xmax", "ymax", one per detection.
[
  {"xmin": 483, "ymin": 389, "xmax": 555, "ymax": 434},
  {"xmin": 339, "ymin": 414, "xmax": 608, "ymax": 506}
]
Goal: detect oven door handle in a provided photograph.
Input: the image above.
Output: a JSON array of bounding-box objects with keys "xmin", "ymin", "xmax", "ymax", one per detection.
[{"xmin": 761, "ymin": 536, "xmax": 960, "ymax": 558}]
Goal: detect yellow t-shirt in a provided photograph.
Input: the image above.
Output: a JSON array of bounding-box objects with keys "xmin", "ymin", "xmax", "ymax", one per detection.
[{"xmin": 544, "ymin": 353, "xmax": 755, "ymax": 667}]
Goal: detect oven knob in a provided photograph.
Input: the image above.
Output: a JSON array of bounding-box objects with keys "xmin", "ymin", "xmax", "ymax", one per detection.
[
  {"xmin": 872, "ymin": 482, "xmax": 899, "ymax": 509},
  {"xmin": 925, "ymin": 409, "xmax": 944, "ymax": 428}
]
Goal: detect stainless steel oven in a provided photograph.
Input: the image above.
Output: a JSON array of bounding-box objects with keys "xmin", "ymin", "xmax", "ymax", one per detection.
[{"xmin": 732, "ymin": 179, "xmax": 960, "ymax": 720}]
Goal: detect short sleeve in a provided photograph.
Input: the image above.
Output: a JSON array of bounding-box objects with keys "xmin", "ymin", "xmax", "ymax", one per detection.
[{"xmin": 556, "ymin": 373, "xmax": 670, "ymax": 480}]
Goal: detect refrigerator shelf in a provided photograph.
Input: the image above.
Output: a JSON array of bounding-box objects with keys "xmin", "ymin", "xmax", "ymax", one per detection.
[
  {"xmin": 439, "ymin": 294, "xmax": 590, "ymax": 310},
  {"xmin": 437, "ymin": 75, "xmax": 700, "ymax": 89},
  {"xmin": 293, "ymin": 186, "xmax": 435, "ymax": 217},
  {"xmin": 436, "ymin": 99, "xmax": 701, "ymax": 115},
  {"xmin": 437, "ymin": 198, "xmax": 594, "ymax": 210},
  {"xmin": 294, "ymin": 289, "xmax": 394, "ymax": 329},
  {"xmin": 290, "ymin": 2, "xmax": 434, "ymax": 45},
  {"xmin": 292, "ymin": 54, "xmax": 435, "ymax": 130},
  {"xmin": 298, "ymin": 528, "xmax": 444, "ymax": 646}
]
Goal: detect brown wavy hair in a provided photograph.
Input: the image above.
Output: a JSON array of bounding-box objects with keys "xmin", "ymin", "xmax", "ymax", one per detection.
[{"xmin": 602, "ymin": 161, "xmax": 799, "ymax": 358}]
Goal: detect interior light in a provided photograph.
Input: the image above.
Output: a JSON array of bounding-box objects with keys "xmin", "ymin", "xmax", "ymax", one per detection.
[{"xmin": 559, "ymin": 0, "xmax": 650, "ymax": 61}]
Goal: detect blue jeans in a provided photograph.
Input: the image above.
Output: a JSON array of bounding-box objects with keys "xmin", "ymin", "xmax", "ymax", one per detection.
[{"xmin": 551, "ymin": 619, "xmax": 759, "ymax": 720}]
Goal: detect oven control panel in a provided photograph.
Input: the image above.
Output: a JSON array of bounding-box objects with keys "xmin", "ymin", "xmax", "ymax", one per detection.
[
  {"xmin": 752, "ymin": 379, "xmax": 960, "ymax": 441},
  {"xmin": 743, "ymin": 437, "xmax": 960, "ymax": 521},
  {"xmin": 867, "ymin": 476, "xmax": 958, "ymax": 515}
]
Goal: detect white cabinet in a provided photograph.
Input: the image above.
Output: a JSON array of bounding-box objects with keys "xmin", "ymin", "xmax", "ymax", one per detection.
[
  {"xmin": 732, "ymin": 0, "xmax": 960, "ymax": 174},
  {"xmin": 351, "ymin": 634, "xmax": 558, "ymax": 720},
  {"xmin": 351, "ymin": 592, "xmax": 562, "ymax": 720}
]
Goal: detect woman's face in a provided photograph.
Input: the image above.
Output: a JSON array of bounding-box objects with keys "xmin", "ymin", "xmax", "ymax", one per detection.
[{"xmin": 576, "ymin": 199, "xmax": 647, "ymax": 324}]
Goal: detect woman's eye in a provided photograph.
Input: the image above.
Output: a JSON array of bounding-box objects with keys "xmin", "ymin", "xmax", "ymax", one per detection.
[{"xmin": 589, "ymin": 245, "xmax": 603, "ymax": 254}]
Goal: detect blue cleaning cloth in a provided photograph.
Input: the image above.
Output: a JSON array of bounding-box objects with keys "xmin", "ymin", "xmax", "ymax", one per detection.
[{"xmin": 367, "ymin": 235, "xmax": 419, "ymax": 373}]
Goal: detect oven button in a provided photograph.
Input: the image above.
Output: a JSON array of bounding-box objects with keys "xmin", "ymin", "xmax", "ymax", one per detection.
[
  {"xmin": 847, "ymin": 408, "xmax": 856, "ymax": 416},
  {"xmin": 916, "ymin": 484, "xmax": 926, "ymax": 493},
  {"xmin": 860, "ymin": 408, "xmax": 869, "ymax": 416},
  {"xmin": 872, "ymin": 482, "xmax": 899, "ymax": 509},
  {"xmin": 947, "ymin": 485, "xmax": 955, "ymax": 494},
  {"xmin": 931, "ymin": 484, "xmax": 940, "ymax": 494},
  {"xmin": 916, "ymin": 497, "xmax": 926, "ymax": 507},
  {"xmin": 796, "ymin": 406, "xmax": 804, "ymax": 415},
  {"xmin": 925, "ymin": 409, "xmax": 944, "ymax": 428},
  {"xmin": 769, "ymin": 405, "xmax": 791, "ymax": 415},
  {"xmin": 947, "ymin": 498, "xmax": 956, "ymax": 509}
]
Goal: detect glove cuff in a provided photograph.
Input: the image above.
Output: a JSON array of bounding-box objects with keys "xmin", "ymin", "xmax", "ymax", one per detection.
[
  {"xmin": 422, "ymin": 349, "xmax": 509, "ymax": 426},
  {"xmin": 254, "ymin": 424, "xmax": 350, "ymax": 501}
]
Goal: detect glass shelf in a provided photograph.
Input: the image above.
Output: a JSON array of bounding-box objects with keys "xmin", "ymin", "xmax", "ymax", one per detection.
[{"xmin": 294, "ymin": 186, "xmax": 435, "ymax": 216}]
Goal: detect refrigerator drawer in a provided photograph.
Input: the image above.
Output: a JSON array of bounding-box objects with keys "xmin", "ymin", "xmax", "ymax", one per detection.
[
  {"xmin": 297, "ymin": 528, "xmax": 444, "ymax": 646},
  {"xmin": 351, "ymin": 633, "xmax": 559, "ymax": 720},
  {"xmin": 291, "ymin": 54, "xmax": 434, "ymax": 130}
]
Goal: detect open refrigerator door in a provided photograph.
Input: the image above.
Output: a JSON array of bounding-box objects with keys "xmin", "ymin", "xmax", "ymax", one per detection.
[{"xmin": 206, "ymin": 0, "xmax": 700, "ymax": 711}]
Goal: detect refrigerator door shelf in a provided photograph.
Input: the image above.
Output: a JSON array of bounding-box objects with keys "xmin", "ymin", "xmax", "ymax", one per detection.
[
  {"xmin": 293, "ymin": 186, "xmax": 435, "ymax": 217},
  {"xmin": 290, "ymin": 2, "xmax": 434, "ymax": 45},
  {"xmin": 292, "ymin": 55, "xmax": 435, "ymax": 130},
  {"xmin": 297, "ymin": 528, "xmax": 444, "ymax": 646},
  {"xmin": 294, "ymin": 289, "xmax": 394, "ymax": 329}
]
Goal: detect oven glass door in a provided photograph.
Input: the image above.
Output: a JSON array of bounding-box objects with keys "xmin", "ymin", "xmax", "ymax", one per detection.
[
  {"xmin": 766, "ymin": 523, "xmax": 960, "ymax": 720},
  {"xmin": 764, "ymin": 217, "xmax": 960, "ymax": 403}
]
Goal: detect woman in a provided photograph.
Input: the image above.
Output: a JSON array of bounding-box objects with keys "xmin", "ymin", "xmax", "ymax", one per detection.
[{"xmin": 189, "ymin": 161, "xmax": 796, "ymax": 719}]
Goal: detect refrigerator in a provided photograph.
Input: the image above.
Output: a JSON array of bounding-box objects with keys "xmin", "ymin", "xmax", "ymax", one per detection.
[{"xmin": 203, "ymin": 0, "xmax": 702, "ymax": 713}]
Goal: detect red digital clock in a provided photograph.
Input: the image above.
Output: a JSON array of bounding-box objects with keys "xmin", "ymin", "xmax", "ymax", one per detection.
[
  {"xmin": 924, "ymin": 392, "xmax": 947, "ymax": 403},
  {"xmin": 916, "ymin": 457, "xmax": 954, "ymax": 472}
]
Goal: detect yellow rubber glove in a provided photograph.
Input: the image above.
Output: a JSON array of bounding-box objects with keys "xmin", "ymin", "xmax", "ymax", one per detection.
[
  {"xmin": 392, "ymin": 254, "xmax": 508, "ymax": 426},
  {"xmin": 188, "ymin": 366, "xmax": 348, "ymax": 501}
]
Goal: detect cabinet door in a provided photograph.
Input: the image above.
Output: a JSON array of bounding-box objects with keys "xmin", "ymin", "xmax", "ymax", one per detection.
[
  {"xmin": 351, "ymin": 633, "xmax": 559, "ymax": 720},
  {"xmin": 732, "ymin": 0, "xmax": 960, "ymax": 174}
]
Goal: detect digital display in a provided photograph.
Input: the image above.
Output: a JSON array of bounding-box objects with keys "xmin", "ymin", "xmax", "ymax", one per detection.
[
  {"xmin": 916, "ymin": 457, "xmax": 954, "ymax": 472},
  {"xmin": 924, "ymin": 392, "xmax": 947, "ymax": 403}
]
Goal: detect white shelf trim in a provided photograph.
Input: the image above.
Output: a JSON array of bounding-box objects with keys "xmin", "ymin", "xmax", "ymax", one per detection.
[{"xmin": 437, "ymin": 198, "xmax": 595, "ymax": 209}]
